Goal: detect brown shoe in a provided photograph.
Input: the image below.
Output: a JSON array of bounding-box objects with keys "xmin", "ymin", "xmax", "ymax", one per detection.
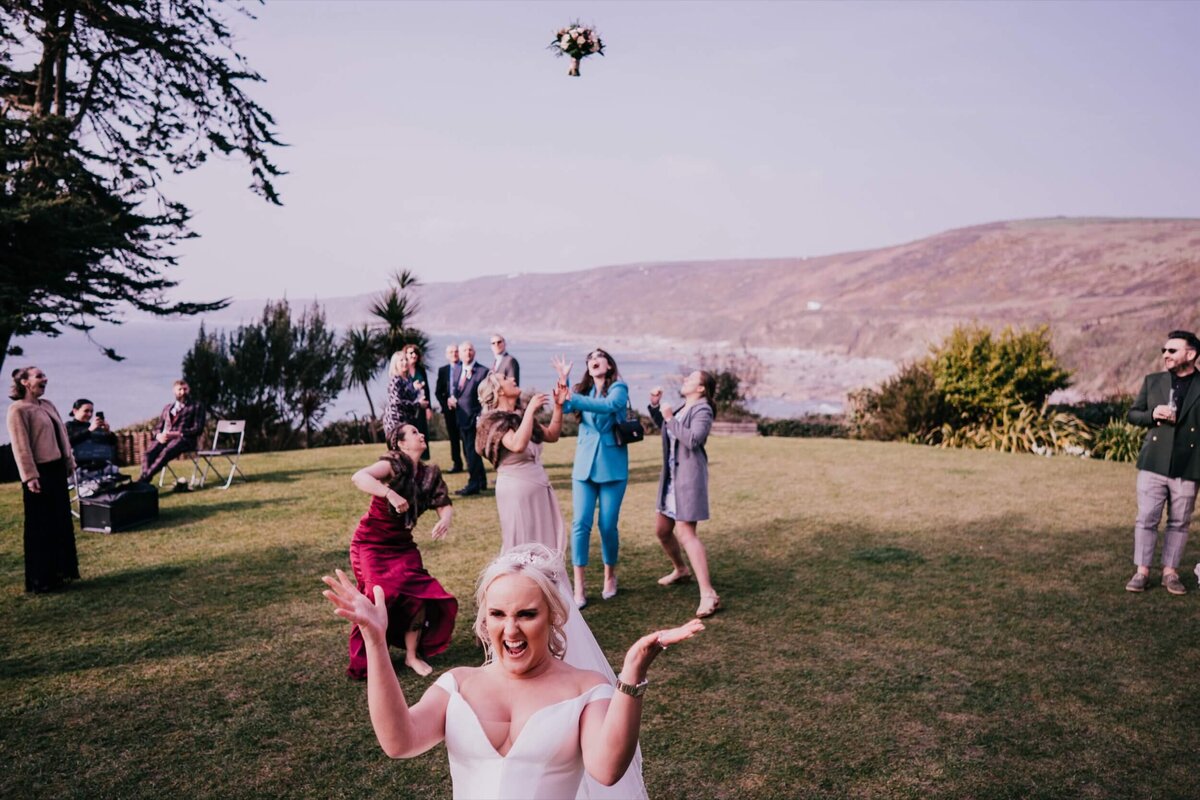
[
  {"xmin": 1125, "ymin": 572, "xmax": 1150, "ymax": 593},
  {"xmin": 1163, "ymin": 572, "xmax": 1187, "ymax": 596}
]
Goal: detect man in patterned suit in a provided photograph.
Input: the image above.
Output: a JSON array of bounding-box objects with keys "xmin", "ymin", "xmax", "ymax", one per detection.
[{"xmin": 139, "ymin": 380, "xmax": 206, "ymax": 483}]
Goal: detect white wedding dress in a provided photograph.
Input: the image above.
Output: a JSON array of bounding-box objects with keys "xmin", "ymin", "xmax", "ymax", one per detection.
[
  {"xmin": 436, "ymin": 671, "xmax": 616, "ymax": 799},
  {"xmin": 486, "ymin": 440, "xmax": 649, "ymax": 799}
]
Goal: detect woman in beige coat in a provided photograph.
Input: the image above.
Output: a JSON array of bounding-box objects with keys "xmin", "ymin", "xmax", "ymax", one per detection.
[
  {"xmin": 7, "ymin": 366, "xmax": 79, "ymax": 593},
  {"xmin": 648, "ymin": 370, "xmax": 719, "ymax": 618}
]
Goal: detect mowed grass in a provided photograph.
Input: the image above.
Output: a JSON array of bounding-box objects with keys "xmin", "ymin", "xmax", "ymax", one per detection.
[{"xmin": 1, "ymin": 437, "xmax": 1197, "ymax": 799}]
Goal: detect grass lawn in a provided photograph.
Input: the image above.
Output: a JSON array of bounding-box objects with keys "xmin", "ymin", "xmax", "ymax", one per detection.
[{"xmin": 1, "ymin": 436, "xmax": 1197, "ymax": 799}]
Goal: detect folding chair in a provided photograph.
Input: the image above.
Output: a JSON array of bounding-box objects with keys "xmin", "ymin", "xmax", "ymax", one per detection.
[{"xmin": 193, "ymin": 420, "xmax": 247, "ymax": 489}]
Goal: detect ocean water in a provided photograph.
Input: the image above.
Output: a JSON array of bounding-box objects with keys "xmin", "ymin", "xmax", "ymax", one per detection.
[{"xmin": 4, "ymin": 321, "xmax": 706, "ymax": 435}]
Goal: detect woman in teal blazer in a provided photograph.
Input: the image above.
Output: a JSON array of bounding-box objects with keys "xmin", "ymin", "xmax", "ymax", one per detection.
[{"xmin": 556, "ymin": 348, "xmax": 629, "ymax": 608}]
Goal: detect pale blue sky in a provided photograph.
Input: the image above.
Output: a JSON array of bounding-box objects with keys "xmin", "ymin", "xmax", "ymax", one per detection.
[{"xmin": 164, "ymin": 0, "xmax": 1200, "ymax": 302}]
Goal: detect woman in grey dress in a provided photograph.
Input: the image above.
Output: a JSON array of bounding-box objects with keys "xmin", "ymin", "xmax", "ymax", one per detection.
[{"xmin": 647, "ymin": 370, "xmax": 720, "ymax": 618}]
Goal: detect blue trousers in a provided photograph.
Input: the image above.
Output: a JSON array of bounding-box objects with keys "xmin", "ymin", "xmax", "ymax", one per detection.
[{"xmin": 571, "ymin": 479, "xmax": 627, "ymax": 567}]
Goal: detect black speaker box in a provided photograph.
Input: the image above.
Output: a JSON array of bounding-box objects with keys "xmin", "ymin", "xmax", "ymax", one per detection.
[{"xmin": 80, "ymin": 482, "xmax": 159, "ymax": 533}]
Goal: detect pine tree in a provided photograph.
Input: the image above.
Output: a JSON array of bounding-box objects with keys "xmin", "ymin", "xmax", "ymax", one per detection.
[{"xmin": 0, "ymin": 0, "xmax": 283, "ymax": 373}]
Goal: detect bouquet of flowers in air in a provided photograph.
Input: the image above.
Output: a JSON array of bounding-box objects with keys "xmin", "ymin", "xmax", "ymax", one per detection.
[{"xmin": 550, "ymin": 21, "xmax": 604, "ymax": 76}]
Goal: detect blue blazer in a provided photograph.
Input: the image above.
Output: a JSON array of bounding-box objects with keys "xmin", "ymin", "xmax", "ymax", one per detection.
[{"xmin": 563, "ymin": 380, "xmax": 630, "ymax": 483}]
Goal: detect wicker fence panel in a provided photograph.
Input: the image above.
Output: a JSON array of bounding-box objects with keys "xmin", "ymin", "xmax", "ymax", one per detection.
[{"xmin": 115, "ymin": 432, "xmax": 154, "ymax": 467}]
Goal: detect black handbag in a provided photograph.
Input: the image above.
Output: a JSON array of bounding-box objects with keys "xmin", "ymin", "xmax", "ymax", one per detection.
[{"xmin": 612, "ymin": 402, "xmax": 645, "ymax": 446}]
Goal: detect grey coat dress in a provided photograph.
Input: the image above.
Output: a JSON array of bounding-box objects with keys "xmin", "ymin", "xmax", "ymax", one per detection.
[{"xmin": 647, "ymin": 401, "xmax": 714, "ymax": 522}]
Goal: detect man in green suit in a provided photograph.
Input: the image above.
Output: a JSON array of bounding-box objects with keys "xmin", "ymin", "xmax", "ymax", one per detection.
[{"xmin": 1125, "ymin": 330, "xmax": 1200, "ymax": 595}]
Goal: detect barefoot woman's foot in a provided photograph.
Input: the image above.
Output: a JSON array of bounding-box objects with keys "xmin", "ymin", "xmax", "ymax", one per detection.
[
  {"xmin": 657, "ymin": 568, "xmax": 693, "ymax": 586},
  {"xmin": 696, "ymin": 593, "xmax": 721, "ymax": 619},
  {"xmin": 405, "ymin": 656, "xmax": 434, "ymax": 677}
]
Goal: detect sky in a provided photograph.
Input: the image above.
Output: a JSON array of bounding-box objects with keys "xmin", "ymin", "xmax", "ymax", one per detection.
[{"xmin": 160, "ymin": 0, "xmax": 1200, "ymax": 303}]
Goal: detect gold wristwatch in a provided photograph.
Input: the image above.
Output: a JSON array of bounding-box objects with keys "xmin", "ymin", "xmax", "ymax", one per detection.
[{"xmin": 615, "ymin": 677, "xmax": 648, "ymax": 697}]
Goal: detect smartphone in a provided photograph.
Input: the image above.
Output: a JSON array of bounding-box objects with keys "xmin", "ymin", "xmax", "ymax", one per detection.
[{"xmin": 96, "ymin": 411, "xmax": 105, "ymax": 420}]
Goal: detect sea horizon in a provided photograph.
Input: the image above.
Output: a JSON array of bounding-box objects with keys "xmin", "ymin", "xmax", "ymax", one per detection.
[{"xmin": 4, "ymin": 319, "xmax": 828, "ymax": 442}]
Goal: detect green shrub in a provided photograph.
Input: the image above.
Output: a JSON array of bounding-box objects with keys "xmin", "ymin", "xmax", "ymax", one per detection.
[
  {"xmin": 931, "ymin": 402, "xmax": 1091, "ymax": 455},
  {"xmin": 312, "ymin": 418, "xmax": 376, "ymax": 448},
  {"xmin": 1091, "ymin": 420, "xmax": 1143, "ymax": 463},
  {"xmin": 758, "ymin": 415, "xmax": 848, "ymax": 438},
  {"xmin": 849, "ymin": 360, "xmax": 951, "ymax": 441},
  {"xmin": 931, "ymin": 324, "xmax": 1071, "ymax": 425},
  {"xmin": 115, "ymin": 416, "xmax": 167, "ymax": 435},
  {"xmin": 1051, "ymin": 394, "xmax": 1134, "ymax": 428},
  {"xmin": 692, "ymin": 351, "xmax": 762, "ymax": 421}
]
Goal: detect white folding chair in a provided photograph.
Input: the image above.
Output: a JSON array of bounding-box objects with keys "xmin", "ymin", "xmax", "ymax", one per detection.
[
  {"xmin": 69, "ymin": 470, "xmax": 81, "ymax": 519},
  {"xmin": 193, "ymin": 420, "xmax": 247, "ymax": 490}
]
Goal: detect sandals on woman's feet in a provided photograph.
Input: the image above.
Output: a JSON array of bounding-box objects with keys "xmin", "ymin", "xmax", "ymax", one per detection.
[
  {"xmin": 696, "ymin": 593, "xmax": 721, "ymax": 618},
  {"xmin": 657, "ymin": 569, "xmax": 693, "ymax": 586}
]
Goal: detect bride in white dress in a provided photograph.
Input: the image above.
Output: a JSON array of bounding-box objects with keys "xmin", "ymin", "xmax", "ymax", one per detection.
[{"xmin": 322, "ymin": 544, "xmax": 703, "ymax": 800}]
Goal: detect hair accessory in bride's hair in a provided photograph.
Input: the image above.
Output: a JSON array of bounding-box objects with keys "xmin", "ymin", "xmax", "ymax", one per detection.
[
  {"xmin": 498, "ymin": 544, "xmax": 562, "ymax": 582},
  {"xmin": 501, "ymin": 549, "xmax": 539, "ymax": 567}
]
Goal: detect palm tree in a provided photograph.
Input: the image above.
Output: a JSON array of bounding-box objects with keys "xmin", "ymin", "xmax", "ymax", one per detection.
[
  {"xmin": 345, "ymin": 324, "xmax": 383, "ymax": 427},
  {"xmin": 370, "ymin": 269, "xmax": 431, "ymax": 357}
]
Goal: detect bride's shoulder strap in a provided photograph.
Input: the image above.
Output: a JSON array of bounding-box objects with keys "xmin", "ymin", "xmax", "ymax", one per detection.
[{"xmin": 433, "ymin": 670, "xmax": 459, "ymax": 695}]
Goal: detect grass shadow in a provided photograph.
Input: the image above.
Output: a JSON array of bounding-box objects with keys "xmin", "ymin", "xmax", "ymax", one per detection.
[
  {"xmin": 0, "ymin": 545, "xmax": 315, "ymax": 680},
  {"xmin": 151, "ymin": 497, "xmax": 280, "ymax": 525},
  {"xmin": 240, "ymin": 466, "xmax": 333, "ymax": 484}
]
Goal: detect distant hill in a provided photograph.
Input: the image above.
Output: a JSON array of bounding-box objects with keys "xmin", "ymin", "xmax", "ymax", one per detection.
[{"xmin": 222, "ymin": 217, "xmax": 1200, "ymax": 401}]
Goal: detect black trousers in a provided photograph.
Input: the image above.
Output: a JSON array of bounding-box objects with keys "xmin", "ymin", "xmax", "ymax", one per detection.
[
  {"xmin": 23, "ymin": 458, "xmax": 79, "ymax": 593},
  {"xmin": 442, "ymin": 411, "xmax": 463, "ymax": 469},
  {"xmin": 459, "ymin": 416, "xmax": 486, "ymax": 490}
]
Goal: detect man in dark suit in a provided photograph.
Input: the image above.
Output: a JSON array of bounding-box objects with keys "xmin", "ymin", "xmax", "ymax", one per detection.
[
  {"xmin": 451, "ymin": 340, "xmax": 490, "ymax": 496},
  {"xmin": 434, "ymin": 343, "xmax": 464, "ymax": 474},
  {"xmin": 1125, "ymin": 329, "xmax": 1200, "ymax": 595},
  {"xmin": 139, "ymin": 379, "xmax": 206, "ymax": 483},
  {"xmin": 489, "ymin": 332, "xmax": 519, "ymax": 384}
]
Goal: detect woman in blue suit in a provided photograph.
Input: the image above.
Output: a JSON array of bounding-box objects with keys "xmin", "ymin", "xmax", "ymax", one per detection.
[{"xmin": 555, "ymin": 348, "xmax": 629, "ymax": 609}]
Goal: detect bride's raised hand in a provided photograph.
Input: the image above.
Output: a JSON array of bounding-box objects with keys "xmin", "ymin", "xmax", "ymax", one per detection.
[
  {"xmin": 621, "ymin": 619, "xmax": 705, "ymax": 680},
  {"xmin": 322, "ymin": 568, "xmax": 389, "ymax": 643}
]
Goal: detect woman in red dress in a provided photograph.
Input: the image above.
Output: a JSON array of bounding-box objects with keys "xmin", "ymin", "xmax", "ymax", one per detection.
[{"xmin": 347, "ymin": 423, "xmax": 456, "ymax": 679}]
